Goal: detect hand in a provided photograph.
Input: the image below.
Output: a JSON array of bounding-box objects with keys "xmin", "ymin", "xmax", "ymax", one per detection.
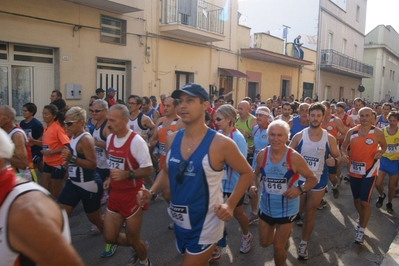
[
  {"xmin": 249, "ymin": 186, "xmax": 257, "ymax": 199},
  {"xmin": 341, "ymin": 154, "xmax": 349, "ymax": 164},
  {"xmin": 110, "ymin": 168, "xmax": 128, "ymax": 181},
  {"xmin": 103, "ymin": 178, "xmax": 110, "ymax": 189},
  {"xmin": 137, "ymin": 188, "xmax": 151, "ymax": 206},
  {"xmin": 41, "ymin": 150, "xmax": 52, "ymax": 156},
  {"xmin": 325, "ymin": 154, "xmax": 335, "ymax": 167},
  {"xmin": 374, "ymin": 150, "xmax": 382, "ymax": 160},
  {"xmin": 27, "ymin": 135, "xmax": 35, "ymax": 145},
  {"xmin": 214, "ymin": 203, "xmax": 233, "ymax": 222},
  {"xmin": 61, "ymin": 146, "xmax": 71, "ymax": 161},
  {"xmin": 283, "ymin": 187, "xmax": 302, "ymax": 199}
]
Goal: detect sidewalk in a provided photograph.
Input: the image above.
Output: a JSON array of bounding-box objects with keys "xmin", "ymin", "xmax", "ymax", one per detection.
[{"xmin": 381, "ymin": 229, "xmax": 399, "ymax": 266}]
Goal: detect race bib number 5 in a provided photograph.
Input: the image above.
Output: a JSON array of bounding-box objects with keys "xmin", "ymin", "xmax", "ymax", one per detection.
[
  {"xmin": 167, "ymin": 204, "xmax": 191, "ymax": 230},
  {"xmin": 263, "ymin": 177, "xmax": 287, "ymax": 195},
  {"xmin": 350, "ymin": 161, "xmax": 366, "ymax": 175}
]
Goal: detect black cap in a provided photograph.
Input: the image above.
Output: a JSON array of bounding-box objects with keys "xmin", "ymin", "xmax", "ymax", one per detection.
[
  {"xmin": 96, "ymin": 88, "xmax": 105, "ymax": 94},
  {"xmin": 171, "ymin": 83, "xmax": 210, "ymax": 102}
]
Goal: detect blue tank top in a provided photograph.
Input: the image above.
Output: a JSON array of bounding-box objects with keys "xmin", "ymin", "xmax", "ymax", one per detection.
[
  {"xmin": 252, "ymin": 125, "xmax": 269, "ymax": 169},
  {"xmin": 259, "ymin": 147, "xmax": 299, "ymax": 218},
  {"xmin": 377, "ymin": 115, "xmax": 389, "ymax": 128},
  {"xmin": 142, "ymin": 108, "xmax": 155, "ymax": 121},
  {"xmin": 290, "ymin": 116, "xmax": 308, "ymax": 139},
  {"xmin": 221, "ymin": 128, "xmax": 247, "ymax": 193},
  {"xmin": 167, "ymin": 128, "xmax": 224, "ymax": 245}
]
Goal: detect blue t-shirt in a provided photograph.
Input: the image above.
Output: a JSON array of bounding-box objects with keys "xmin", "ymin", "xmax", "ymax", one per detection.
[{"xmin": 20, "ymin": 117, "xmax": 43, "ymax": 157}]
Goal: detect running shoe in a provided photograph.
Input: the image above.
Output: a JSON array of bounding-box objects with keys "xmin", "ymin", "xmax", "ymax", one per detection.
[
  {"xmin": 376, "ymin": 193, "xmax": 386, "ymax": 208},
  {"xmin": 248, "ymin": 212, "xmax": 259, "ymax": 224},
  {"xmin": 355, "ymin": 218, "xmax": 360, "ymax": 232},
  {"xmin": 138, "ymin": 259, "xmax": 152, "ymax": 266},
  {"xmin": 296, "ymin": 214, "xmax": 303, "ymax": 226},
  {"xmin": 317, "ymin": 199, "xmax": 327, "ymax": 210},
  {"xmin": 354, "ymin": 231, "xmax": 364, "ymax": 245},
  {"xmin": 168, "ymin": 222, "xmax": 174, "ymax": 230},
  {"xmin": 209, "ymin": 247, "xmax": 221, "ymax": 262},
  {"xmin": 297, "ymin": 243, "xmax": 308, "ymax": 260},
  {"xmin": 239, "ymin": 233, "xmax": 253, "ymax": 254},
  {"xmin": 127, "ymin": 241, "xmax": 149, "ymax": 266},
  {"xmin": 386, "ymin": 202, "xmax": 394, "ymax": 214},
  {"xmin": 101, "ymin": 244, "xmax": 118, "ymax": 258},
  {"xmin": 332, "ymin": 186, "xmax": 339, "ymax": 199},
  {"xmin": 90, "ymin": 224, "xmax": 100, "ymax": 233},
  {"xmin": 343, "ymin": 176, "xmax": 350, "ymax": 182}
]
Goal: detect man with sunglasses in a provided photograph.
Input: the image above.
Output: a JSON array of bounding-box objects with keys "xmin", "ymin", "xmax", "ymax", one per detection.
[
  {"xmin": 138, "ymin": 83, "xmax": 253, "ymax": 266},
  {"xmin": 103, "ymin": 104, "xmax": 153, "ymax": 266}
]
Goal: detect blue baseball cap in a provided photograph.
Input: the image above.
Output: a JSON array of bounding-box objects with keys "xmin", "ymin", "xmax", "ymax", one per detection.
[
  {"xmin": 171, "ymin": 83, "xmax": 210, "ymax": 102},
  {"xmin": 108, "ymin": 87, "xmax": 117, "ymax": 93}
]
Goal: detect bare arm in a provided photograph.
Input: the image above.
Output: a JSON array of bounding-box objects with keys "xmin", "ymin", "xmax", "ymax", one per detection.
[
  {"xmin": 326, "ymin": 134, "xmax": 341, "ymax": 166},
  {"xmin": 62, "ymin": 135, "xmax": 97, "ymax": 170},
  {"xmin": 8, "ymin": 192, "xmax": 84, "ymax": 266},
  {"xmin": 340, "ymin": 128, "xmax": 354, "ymax": 163},
  {"xmin": 94, "ymin": 125, "xmax": 111, "ymax": 149},
  {"xmin": 288, "ymin": 132, "xmax": 302, "ymax": 149},
  {"xmin": 375, "ymin": 128, "xmax": 387, "ymax": 159},
  {"xmin": 334, "ymin": 119, "xmax": 348, "ymax": 141},
  {"xmin": 10, "ymin": 132, "xmax": 28, "ymax": 169}
]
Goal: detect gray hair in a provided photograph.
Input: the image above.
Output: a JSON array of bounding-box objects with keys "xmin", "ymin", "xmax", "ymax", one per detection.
[
  {"xmin": 0, "ymin": 105, "xmax": 16, "ymax": 121},
  {"xmin": 92, "ymin": 99, "xmax": 109, "ymax": 109},
  {"xmin": 110, "ymin": 104, "xmax": 130, "ymax": 119},
  {"xmin": 65, "ymin": 107, "xmax": 87, "ymax": 122},
  {"xmin": 267, "ymin": 120, "xmax": 291, "ymax": 139}
]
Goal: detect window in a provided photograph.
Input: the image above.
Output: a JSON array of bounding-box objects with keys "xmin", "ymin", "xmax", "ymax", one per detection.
[
  {"xmin": 354, "ymin": 44, "xmax": 358, "ymax": 59},
  {"xmin": 342, "ymin": 39, "xmax": 347, "ymax": 54},
  {"xmin": 328, "ymin": 32, "xmax": 333, "ymax": 49},
  {"xmin": 175, "ymin": 71, "xmax": 194, "ymax": 90},
  {"xmin": 356, "ymin": 5, "xmax": 360, "ymax": 22},
  {"xmin": 100, "ymin": 15, "xmax": 126, "ymax": 45}
]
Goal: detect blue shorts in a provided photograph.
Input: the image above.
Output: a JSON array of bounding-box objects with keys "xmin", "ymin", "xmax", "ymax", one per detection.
[
  {"xmin": 43, "ymin": 163, "xmax": 66, "ymax": 180},
  {"xmin": 379, "ymin": 157, "xmax": 399, "ymax": 176},
  {"xmin": 96, "ymin": 167, "xmax": 110, "ymax": 182},
  {"xmin": 58, "ymin": 177, "xmax": 103, "ymax": 213},
  {"xmin": 175, "ymin": 235, "xmax": 214, "ymax": 255},
  {"xmin": 298, "ymin": 175, "xmax": 327, "ymax": 191},
  {"xmin": 349, "ymin": 176, "xmax": 376, "ymax": 202}
]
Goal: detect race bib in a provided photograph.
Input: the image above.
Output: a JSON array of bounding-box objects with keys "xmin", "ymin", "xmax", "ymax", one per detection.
[
  {"xmin": 108, "ymin": 155, "xmax": 125, "ymax": 170},
  {"xmin": 42, "ymin": 144, "xmax": 49, "ymax": 150},
  {"xmin": 159, "ymin": 143, "xmax": 166, "ymax": 156},
  {"xmin": 95, "ymin": 147, "xmax": 104, "ymax": 158},
  {"xmin": 168, "ymin": 204, "xmax": 191, "ymax": 230},
  {"xmin": 303, "ymin": 156, "xmax": 320, "ymax": 171},
  {"xmin": 350, "ymin": 161, "xmax": 366, "ymax": 175},
  {"xmin": 263, "ymin": 177, "xmax": 287, "ymax": 195},
  {"xmin": 386, "ymin": 144, "xmax": 399, "ymax": 154},
  {"xmin": 68, "ymin": 163, "xmax": 76, "ymax": 177}
]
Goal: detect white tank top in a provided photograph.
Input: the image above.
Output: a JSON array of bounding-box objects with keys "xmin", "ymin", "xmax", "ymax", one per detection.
[
  {"xmin": 92, "ymin": 123, "xmax": 109, "ymax": 169},
  {"xmin": 127, "ymin": 113, "xmax": 150, "ymax": 137},
  {"xmin": 8, "ymin": 128, "xmax": 32, "ymax": 181},
  {"xmin": 0, "ymin": 181, "xmax": 71, "ymax": 266}
]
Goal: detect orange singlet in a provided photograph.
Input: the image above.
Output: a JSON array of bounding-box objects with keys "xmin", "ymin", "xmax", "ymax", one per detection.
[
  {"xmin": 158, "ymin": 117, "xmax": 179, "ymax": 169},
  {"xmin": 321, "ymin": 115, "xmax": 339, "ymax": 137}
]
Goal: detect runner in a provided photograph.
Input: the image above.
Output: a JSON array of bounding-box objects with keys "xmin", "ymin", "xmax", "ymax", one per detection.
[
  {"xmin": 138, "ymin": 83, "xmax": 253, "ymax": 266},
  {"xmin": 290, "ymin": 103, "xmax": 341, "ymax": 260},
  {"xmin": 375, "ymin": 111, "xmax": 399, "ymax": 214},
  {"xmin": 127, "ymin": 95, "xmax": 156, "ymax": 141},
  {"xmin": 103, "ymin": 104, "xmax": 153, "ymax": 266},
  {"xmin": 341, "ymin": 107, "xmax": 387, "ymax": 245},
  {"xmin": 274, "ymin": 102, "xmax": 293, "ymax": 123},
  {"xmin": 376, "ymin": 103, "xmax": 391, "ymax": 128},
  {"xmin": 289, "ymin": 103, "xmax": 309, "ymax": 139},
  {"xmin": 250, "ymin": 120, "xmax": 318, "ymax": 266}
]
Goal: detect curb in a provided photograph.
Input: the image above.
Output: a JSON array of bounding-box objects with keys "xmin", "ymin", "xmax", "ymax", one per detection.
[{"xmin": 381, "ymin": 229, "xmax": 399, "ymax": 266}]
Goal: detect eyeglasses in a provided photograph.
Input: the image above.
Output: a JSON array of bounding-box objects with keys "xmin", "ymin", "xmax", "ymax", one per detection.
[
  {"xmin": 215, "ymin": 117, "xmax": 224, "ymax": 122},
  {"xmin": 128, "ymin": 102, "xmax": 138, "ymax": 105},
  {"xmin": 176, "ymin": 160, "xmax": 188, "ymax": 184},
  {"xmin": 64, "ymin": 121, "xmax": 78, "ymax": 127},
  {"xmin": 91, "ymin": 109, "xmax": 104, "ymax": 113}
]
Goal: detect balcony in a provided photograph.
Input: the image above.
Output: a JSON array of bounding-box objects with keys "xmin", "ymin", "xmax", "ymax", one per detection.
[
  {"xmin": 159, "ymin": 0, "xmax": 225, "ymax": 42},
  {"xmin": 65, "ymin": 0, "xmax": 144, "ymax": 14},
  {"xmin": 320, "ymin": 49, "xmax": 373, "ymax": 78}
]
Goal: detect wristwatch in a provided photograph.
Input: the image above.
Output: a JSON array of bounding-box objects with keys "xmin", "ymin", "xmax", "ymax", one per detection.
[
  {"xmin": 149, "ymin": 189, "xmax": 157, "ymax": 201},
  {"xmin": 298, "ymin": 183, "xmax": 307, "ymax": 194},
  {"xmin": 128, "ymin": 170, "xmax": 134, "ymax": 179}
]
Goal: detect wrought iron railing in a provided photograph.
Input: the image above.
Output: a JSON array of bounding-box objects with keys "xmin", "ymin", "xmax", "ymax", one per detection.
[
  {"xmin": 320, "ymin": 49, "xmax": 373, "ymax": 76},
  {"xmin": 161, "ymin": 0, "xmax": 224, "ymax": 35}
]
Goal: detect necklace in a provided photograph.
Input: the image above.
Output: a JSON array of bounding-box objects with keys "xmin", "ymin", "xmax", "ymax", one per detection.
[{"xmin": 185, "ymin": 132, "xmax": 206, "ymax": 153}]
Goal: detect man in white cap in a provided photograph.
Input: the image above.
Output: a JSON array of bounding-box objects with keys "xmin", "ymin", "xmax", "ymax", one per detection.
[{"xmin": 0, "ymin": 128, "xmax": 84, "ymax": 265}]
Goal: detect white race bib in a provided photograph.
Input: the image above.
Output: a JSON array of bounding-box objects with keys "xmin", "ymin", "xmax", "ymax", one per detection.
[
  {"xmin": 303, "ymin": 156, "xmax": 320, "ymax": 171},
  {"xmin": 108, "ymin": 155, "xmax": 125, "ymax": 170},
  {"xmin": 159, "ymin": 143, "xmax": 166, "ymax": 156},
  {"xmin": 68, "ymin": 163, "xmax": 76, "ymax": 177},
  {"xmin": 386, "ymin": 144, "xmax": 399, "ymax": 154},
  {"xmin": 263, "ymin": 177, "xmax": 287, "ymax": 195},
  {"xmin": 350, "ymin": 161, "xmax": 366, "ymax": 175},
  {"xmin": 95, "ymin": 147, "xmax": 104, "ymax": 158},
  {"xmin": 168, "ymin": 204, "xmax": 191, "ymax": 230},
  {"xmin": 42, "ymin": 144, "xmax": 49, "ymax": 150}
]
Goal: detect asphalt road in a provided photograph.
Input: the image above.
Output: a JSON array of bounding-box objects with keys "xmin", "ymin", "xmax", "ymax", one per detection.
[{"xmin": 69, "ymin": 167, "xmax": 399, "ymax": 266}]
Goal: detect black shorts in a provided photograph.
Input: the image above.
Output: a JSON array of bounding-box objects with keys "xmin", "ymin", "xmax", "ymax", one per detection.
[
  {"xmin": 43, "ymin": 163, "xmax": 66, "ymax": 180},
  {"xmin": 96, "ymin": 167, "xmax": 110, "ymax": 182},
  {"xmin": 258, "ymin": 210, "xmax": 298, "ymax": 226},
  {"xmin": 223, "ymin": 192, "xmax": 245, "ymax": 207}
]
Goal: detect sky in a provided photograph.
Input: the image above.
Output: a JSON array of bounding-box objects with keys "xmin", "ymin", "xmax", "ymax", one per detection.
[{"xmin": 365, "ymin": 0, "xmax": 399, "ymax": 33}]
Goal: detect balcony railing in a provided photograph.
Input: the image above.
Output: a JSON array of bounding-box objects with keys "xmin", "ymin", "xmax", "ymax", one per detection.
[
  {"xmin": 161, "ymin": 0, "xmax": 224, "ymax": 35},
  {"xmin": 320, "ymin": 49, "xmax": 373, "ymax": 77}
]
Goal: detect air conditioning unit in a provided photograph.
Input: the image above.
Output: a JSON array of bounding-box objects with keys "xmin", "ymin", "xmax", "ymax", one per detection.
[{"xmin": 321, "ymin": 53, "xmax": 330, "ymax": 62}]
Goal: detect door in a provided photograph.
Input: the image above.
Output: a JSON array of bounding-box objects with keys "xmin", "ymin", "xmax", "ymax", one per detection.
[
  {"xmin": 281, "ymin": 79, "xmax": 290, "ymax": 98},
  {"xmin": 248, "ymin": 82, "xmax": 258, "ymax": 101},
  {"xmin": 303, "ymin": 82, "xmax": 313, "ymax": 99},
  {"xmin": 97, "ymin": 69, "xmax": 126, "ymax": 102}
]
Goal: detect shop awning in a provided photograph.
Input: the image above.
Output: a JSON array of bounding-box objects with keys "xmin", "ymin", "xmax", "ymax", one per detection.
[{"xmin": 219, "ymin": 68, "xmax": 249, "ymax": 78}]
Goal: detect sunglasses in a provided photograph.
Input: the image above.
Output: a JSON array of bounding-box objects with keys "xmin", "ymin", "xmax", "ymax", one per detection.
[
  {"xmin": 64, "ymin": 121, "xmax": 78, "ymax": 127},
  {"xmin": 90, "ymin": 109, "xmax": 104, "ymax": 113},
  {"xmin": 215, "ymin": 117, "xmax": 224, "ymax": 122},
  {"xmin": 176, "ymin": 160, "xmax": 188, "ymax": 184}
]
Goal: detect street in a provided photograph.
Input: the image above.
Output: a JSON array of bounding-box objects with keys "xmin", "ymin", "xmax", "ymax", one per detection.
[{"xmin": 70, "ymin": 168, "xmax": 399, "ymax": 266}]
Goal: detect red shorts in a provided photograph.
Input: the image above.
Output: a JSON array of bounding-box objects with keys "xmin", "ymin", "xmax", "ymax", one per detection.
[{"xmin": 107, "ymin": 187, "xmax": 142, "ymax": 219}]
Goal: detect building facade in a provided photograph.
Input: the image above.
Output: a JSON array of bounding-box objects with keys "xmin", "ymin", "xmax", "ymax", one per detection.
[{"xmin": 362, "ymin": 25, "xmax": 399, "ymax": 102}]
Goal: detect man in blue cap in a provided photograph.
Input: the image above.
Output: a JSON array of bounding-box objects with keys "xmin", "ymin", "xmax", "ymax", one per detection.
[
  {"xmin": 106, "ymin": 87, "xmax": 117, "ymax": 107},
  {"xmin": 137, "ymin": 83, "xmax": 253, "ymax": 265}
]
